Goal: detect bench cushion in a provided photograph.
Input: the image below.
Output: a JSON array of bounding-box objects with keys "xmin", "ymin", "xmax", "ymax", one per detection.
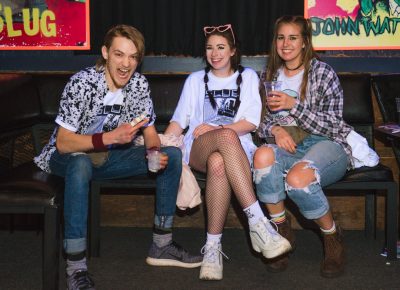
[
  {"xmin": 335, "ymin": 163, "xmax": 393, "ymax": 183},
  {"xmin": 372, "ymin": 73, "xmax": 400, "ymax": 123},
  {"xmin": 340, "ymin": 73, "xmax": 373, "ymax": 124},
  {"xmin": 0, "ymin": 75, "xmax": 41, "ymax": 133},
  {"xmin": 0, "ymin": 162, "xmax": 64, "ymax": 207},
  {"xmin": 33, "ymin": 74, "xmax": 72, "ymax": 122},
  {"xmin": 147, "ymin": 74, "xmax": 187, "ymax": 131}
]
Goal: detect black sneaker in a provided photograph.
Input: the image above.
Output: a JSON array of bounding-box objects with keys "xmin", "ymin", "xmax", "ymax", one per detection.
[
  {"xmin": 146, "ymin": 241, "xmax": 202, "ymax": 268},
  {"xmin": 67, "ymin": 270, "xmax": 95, "ymax": 290}
]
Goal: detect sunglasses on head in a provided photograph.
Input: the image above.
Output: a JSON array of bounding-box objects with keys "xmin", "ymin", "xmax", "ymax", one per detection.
[{"xmin": 203, "ymin": 24, "xmax": 235, "ymax": 44}]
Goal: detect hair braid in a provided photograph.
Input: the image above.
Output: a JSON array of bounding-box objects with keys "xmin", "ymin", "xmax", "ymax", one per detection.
[
  {"xmin": 233, "ymin": 65, "xmax": 244, "ymax": 112},
  {"xmin": 204, "ymin": 67, "xmax": 218, "ymax": 109},
  {"xmin": 204, "ymin": 65, "xmax": 244, "ymax": 113}
]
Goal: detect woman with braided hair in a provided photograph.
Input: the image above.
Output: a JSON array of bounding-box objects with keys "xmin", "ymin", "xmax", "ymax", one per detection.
[{"xmin": 165, "ymin": 24, "xmax": 291, "ymax": 280}]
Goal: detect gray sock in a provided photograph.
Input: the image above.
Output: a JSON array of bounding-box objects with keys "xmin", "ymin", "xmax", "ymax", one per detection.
[
  {"xmin": 153, "ymin": 232, "xmax": 173, "ymax": 248},
  {"xmin": 66, "ymin": 257, "xmax": 87, "ymax": 276}
]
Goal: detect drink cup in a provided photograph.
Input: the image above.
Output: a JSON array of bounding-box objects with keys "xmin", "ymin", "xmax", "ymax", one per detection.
[
  {"xmin": 264, "ymin": 81, "xmax": 282, "ymax": 111},
  {"xmin": 147, "ymin": 148, "xmax": 161, "ymax": 173}
]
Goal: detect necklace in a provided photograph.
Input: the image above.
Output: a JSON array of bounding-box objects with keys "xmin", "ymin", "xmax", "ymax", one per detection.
[{"xmin": 284, "ymin": 62, "xmax": 303, "ymax": 71}]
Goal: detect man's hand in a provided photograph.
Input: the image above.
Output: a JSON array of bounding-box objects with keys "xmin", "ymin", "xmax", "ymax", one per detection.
[
  {"xmin": 104, "ymin": 119, "xmax": 148, "ymax": 145},
  {"xmin": 159, "ymin": 151, "xmax": 168, "ymax": 170}
]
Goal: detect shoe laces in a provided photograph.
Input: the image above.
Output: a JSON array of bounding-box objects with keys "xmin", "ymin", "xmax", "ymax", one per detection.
[
  {"xmin": 69, "ymin": 270, "xmax": 94, "ymax": 289},
  {"xmin": 261, "ymin": 217, "xmax": 279, "ymax": 235},
  {"xmin": 201, "ymin": 242, "xmax": 229, "ymax": 263}
]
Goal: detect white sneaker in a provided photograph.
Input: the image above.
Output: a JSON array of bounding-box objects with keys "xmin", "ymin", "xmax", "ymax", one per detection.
[
  {"xmin": 249, "ymin": 217, "xmax": 292, "ymax": 259},
  {"xmin": 199, "ymin": 241, "xmax": 228, "ymax": 280}
]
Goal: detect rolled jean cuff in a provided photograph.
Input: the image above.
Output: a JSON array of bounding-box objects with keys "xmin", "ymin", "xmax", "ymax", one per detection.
[
  {"xmin": 154, "ymin": 215, "xmax": 174, "ymax": 229},
  {"xmin": 64, "ymin": 238, "xmax": 86, "ymax": 254},
  {"xmin": 301, "ymin": 205, "xmax": 330, "ymax": 220}
]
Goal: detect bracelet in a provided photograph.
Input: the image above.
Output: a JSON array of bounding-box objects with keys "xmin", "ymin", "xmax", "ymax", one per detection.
[
  {"xmin": 147, "ymin": 146, "xmax": 161, "ymax": 151},
  {"xmin": 92, "ymin": 133, "xmax": 107, "ymax": 151}
]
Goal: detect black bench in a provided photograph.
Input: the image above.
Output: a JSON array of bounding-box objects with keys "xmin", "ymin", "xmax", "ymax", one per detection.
[
  {"xmin": 0, "ymin": 74, "xmax": 66, "ymax": 290},
  {"xmin": 0, "ymin": 72, "xmax": 397, "ymax": 277},
  {"xmin": 90, "ymin": 73, "xmax": 397, "ymax": 261}
]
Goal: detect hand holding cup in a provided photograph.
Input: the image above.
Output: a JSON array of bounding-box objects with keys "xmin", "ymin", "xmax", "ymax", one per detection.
[
  {"xmin": 264, "ymin": 81, "xmax": 282, "ymax": 112},
  {"xmin": 147, "ymin": 147, "xmax": 168, "ymax": 173},
  {"xmin": 147, "ymin": 147, "xmax": 161, "ymax": 172}
]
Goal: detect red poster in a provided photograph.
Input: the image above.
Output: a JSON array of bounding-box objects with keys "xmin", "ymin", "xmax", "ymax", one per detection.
[{"xmin": 0, "ymin": 0, "xmax": 90, "ymax": 50}]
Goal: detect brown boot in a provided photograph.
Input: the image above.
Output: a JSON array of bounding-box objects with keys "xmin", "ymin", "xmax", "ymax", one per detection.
[
  {"xmin": 265, "ymin": 216, "xmax": 295, "ymax": 273},
  {"xmin": 320, "ymin": 227, "xmax": 345, "ymax": 278}
]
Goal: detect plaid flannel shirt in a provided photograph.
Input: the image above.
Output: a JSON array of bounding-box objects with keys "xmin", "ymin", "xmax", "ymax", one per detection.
[{"xmin": 258, "ymin": 58, "xmax": 354, "ymax": 168}]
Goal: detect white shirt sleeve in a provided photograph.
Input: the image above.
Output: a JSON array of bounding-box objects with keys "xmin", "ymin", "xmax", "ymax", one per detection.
[
  {"xmin": 234, "ymin": 68, "xmax": 262, "ymax": 128},
  {"xmin": 55, "ymin": 118, "xmax": 78, "ymax": 132},
  {"xmin": 170, "ymin": 74, "xmax": 195, "ymax": 129}
]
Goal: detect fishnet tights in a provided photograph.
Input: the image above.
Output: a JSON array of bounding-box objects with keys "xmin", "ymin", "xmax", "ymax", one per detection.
[{"xmin": 189, "ymin": 128, "xmax": 256, "ymax": 234}]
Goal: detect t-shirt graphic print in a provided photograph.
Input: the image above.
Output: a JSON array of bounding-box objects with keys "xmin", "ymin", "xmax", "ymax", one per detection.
[
  {"xmin": 270, "ymin": 68, "xmax": 304, "ymax": 127},
  {"xmin": 269, "ymin": 88, "xmax": 298, "ymax": 126},
  {"xmin": 203, "ymin": 88, "xmax": 239, "ymax": 126},
  {"xmin": 86, "ymin": 89, "xmax": 125, "ymax": 134}
]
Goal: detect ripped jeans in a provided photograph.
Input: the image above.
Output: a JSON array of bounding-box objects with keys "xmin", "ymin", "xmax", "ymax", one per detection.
[{"xmin": 254, "ymin": 135, "xmax": 349, "ymax": 220}]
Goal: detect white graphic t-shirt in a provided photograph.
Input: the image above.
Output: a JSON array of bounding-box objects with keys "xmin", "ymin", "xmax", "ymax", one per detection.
[
  {"xmin": 203, "ymin": 87, "xmax": 240, "ymax": 126},
  {"xmin": 269, "ymin": 68, "xmax": 304, "ymax": 127},
  {"xmin": 57, "ymin": 89, "xmax": 125, "ymax": 134},
  {"xmin": 170, "ymin": 67, "xmax": 262, "ymax": 165}
]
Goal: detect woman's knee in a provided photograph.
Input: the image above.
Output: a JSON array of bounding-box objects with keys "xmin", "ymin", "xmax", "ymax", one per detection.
[
  {"xmin": 287, "ymin": 181, "xmax": 328, "ymax": 220},
  {"xmin": 207, "ymin": 152, "xmax": 225, "ymax": 177},
  {"xmin": 253, "ymin": 146, "xmax": 275, "ymax": 169},
  {"xmin": 286, "ymin": 161, "xmax": 317, "ymax": 189},
  {"xmin": 219, "ymin": 128, "xmax": 240, "ymax": 145}
]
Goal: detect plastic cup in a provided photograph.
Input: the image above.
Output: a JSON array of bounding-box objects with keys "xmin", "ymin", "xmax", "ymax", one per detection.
[
  {"xmin": 147, "ymin": 148, "xmax": 161, "ymax": 173},
  {"xmin": 264, "ymin": 81, "xmax": 282, "ymax": 111}
]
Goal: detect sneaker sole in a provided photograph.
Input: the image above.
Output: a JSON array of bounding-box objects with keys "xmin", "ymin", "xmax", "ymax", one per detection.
[
  {"xmin": 320, "ymin": 267, "xmax": 344, "ymax": 278},
  {"xmin": 265, "ymin": 255, "xmax": 289, "ymax": 273},
  {"xmin": 199, "ymin": 273, "xmax": 223, "ymax": 281},
  {"xmin": 251, "ymin": 237, "xmax": 292, "ymax": 259},
  {"xmin": 199, "ymin": 266, "xmax": 223, "ymax": 280},
  {"xmin": 146, "ymin": 257, "xmax": 202, "ymax": 268}
]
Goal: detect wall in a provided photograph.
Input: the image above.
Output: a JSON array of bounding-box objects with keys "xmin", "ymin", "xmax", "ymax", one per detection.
[{"xmin": 0, "ymin": 51, "xmax": 400, "ymax": 74}]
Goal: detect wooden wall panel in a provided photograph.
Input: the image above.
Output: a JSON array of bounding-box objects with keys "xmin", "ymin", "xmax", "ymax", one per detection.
[{"xmin": 100, "ymin": 194, "xmax": 388, "ymax": 230}]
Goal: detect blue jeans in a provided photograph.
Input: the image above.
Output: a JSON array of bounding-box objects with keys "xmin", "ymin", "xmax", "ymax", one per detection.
[
  {"xmin": 49, "ymin": 145, "xmax": 182, "ymax": 254},
  {"xmin": 254, "ymin": 135, "xmax": 349, "ymax": 220}
]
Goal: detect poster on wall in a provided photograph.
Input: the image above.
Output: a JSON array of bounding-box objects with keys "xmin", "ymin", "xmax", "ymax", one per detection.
[
  {"xmin": 0, "ymin": 0, "xmax": 90, "ymax": 50},
  {"xmin": 304, "ymin": 0, "xmax": 400, "ymax": 50}
]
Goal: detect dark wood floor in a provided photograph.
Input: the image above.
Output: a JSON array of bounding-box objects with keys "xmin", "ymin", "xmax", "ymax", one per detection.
[{"xmin": 1, "ymin": 227, "xmax": 399, "ymax": 290}]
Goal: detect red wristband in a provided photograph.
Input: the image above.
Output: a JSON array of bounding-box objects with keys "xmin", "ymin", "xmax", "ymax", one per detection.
[{"xmin": 92, "ymin": 133, "xmax": 107, "ymax": 151}]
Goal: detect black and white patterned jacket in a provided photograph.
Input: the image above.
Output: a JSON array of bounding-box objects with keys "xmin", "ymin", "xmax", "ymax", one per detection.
[{"xmin": 34, "ymin": 66, "xmax": 155, "ymax": 173}]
